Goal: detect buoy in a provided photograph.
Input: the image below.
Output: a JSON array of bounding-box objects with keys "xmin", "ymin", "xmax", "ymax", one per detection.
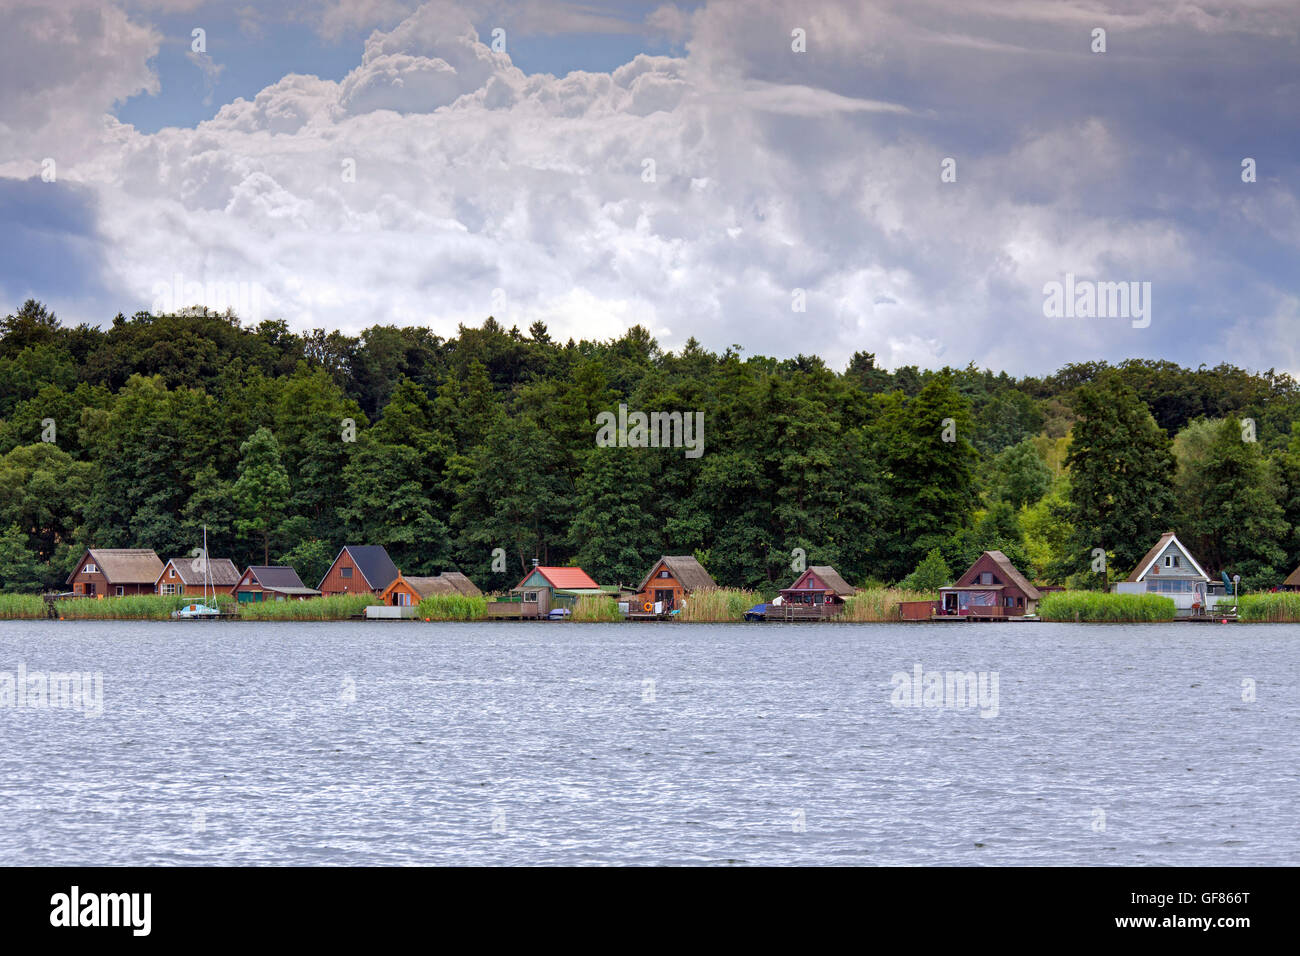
[{"xmin": 643, "ymin": 601, "xmax": 653, "ymax": 612}]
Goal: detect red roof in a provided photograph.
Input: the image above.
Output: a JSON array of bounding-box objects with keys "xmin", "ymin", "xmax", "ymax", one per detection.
[{"xmin": 534, "ymin": 566, "xmax": 600, "ymax": 589}]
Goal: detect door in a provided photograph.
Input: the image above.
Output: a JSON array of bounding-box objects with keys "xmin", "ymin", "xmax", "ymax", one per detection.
[{"xmin": 654, "ymin": 588, "xmax": 674, "ymax": 610}]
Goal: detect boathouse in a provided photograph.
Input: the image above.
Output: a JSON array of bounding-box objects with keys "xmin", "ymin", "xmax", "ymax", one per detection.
[
  {"xmin": 937, "ymin": 550, "xmax": 1040, "ymax": 618},
  {"xmin": 382, "ymin": 572, "xmax": 483, "ymax": 607},
  {"xmin": 776, "ymin": 566, "xmax": 857, "ymax": 619},
  {"xmin": 318, "ymin": 545, "xmax": 400, "ymax": 597},
  {"xmin": 633, "ymin": 555, "xmax": 717, "ymax": 613},
  {"xmin": 66, "ymin": 548, "xmax": 164, "ymax": 597},
  {"xmin": 232, "ymin": 565, "xmax": 321, "ymax": 602},
  {"xmin": 487, "ymin": 565, "xmax": 602, "ymax": 619},
  {"xmin": 155, "ymin": 556, "xmax": 241, "ymax": 596}
]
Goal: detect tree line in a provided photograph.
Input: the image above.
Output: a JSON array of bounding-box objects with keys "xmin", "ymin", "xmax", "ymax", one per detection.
[{"xmin": 1, "ymin": 298, "xmax": 1298, "ymax": 595}]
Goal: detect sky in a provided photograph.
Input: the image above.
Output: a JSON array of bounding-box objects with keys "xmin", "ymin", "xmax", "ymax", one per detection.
[{"xmin": 0, "ymin": 0, "xmax": 1297, "ymax": 376}]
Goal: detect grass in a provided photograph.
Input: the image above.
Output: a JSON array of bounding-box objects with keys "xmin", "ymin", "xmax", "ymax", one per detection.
[
  {"xmin": 1231, "ymin": 592, "xmax": 1300, "ymax": 622},
  {"xmin": 842, "ymin": 588, "xmax": 937, "ymax": 622},
  {"xmin": 0, "ymin": 593, "xmax": 49, "ymax": 619},
  {"xmin": 1038, "ymin": 591, "xmax": 1176, "ymax": 622},
  {"xmin": 417, "ymin": 594, "xmax": 488, "ymax": 621},
  {"xmin": 571, "ymin": 594, "xmax": 622, "ymax": 622},
  {"xmin": 236, "ymin": 594, "xmax": 378, "ymax": 620},
  {"xmin": 677, "ymin": 588, "xmax": 761, "ymax": 622},
  {"xmin": 54, "ymin": 593, "xmax": 236, "ymax": 620}
]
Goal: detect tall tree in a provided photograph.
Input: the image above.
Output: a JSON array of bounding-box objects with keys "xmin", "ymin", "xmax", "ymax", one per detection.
[
  {"xmin": 232, "ymin": 427, "xmax": 291, "ymax": 564},
  {"xmin": 1064, "ymin": 375, "xmax": 1176, "ymax": 585}
]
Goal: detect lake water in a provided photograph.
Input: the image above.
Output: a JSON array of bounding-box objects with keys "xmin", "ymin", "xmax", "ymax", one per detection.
[{"xmin": 1, "ymin": 620, "xmax": 1296, "ymax": 866}]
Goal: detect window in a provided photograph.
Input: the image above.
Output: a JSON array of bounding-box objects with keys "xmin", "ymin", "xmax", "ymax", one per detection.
[
  {"xmin": 161, "ymin": 584, "xmax": 177, "ymax": 595},
  {"xmin": 84, "ymin": 563, "xmax": 97, "ymax": 574},
  {"xmin": 169, "ymin": 568, "xmax": 176, "ymax": 578},
  {"xmin": 659, "ymin": 570, "xmax": 670, "ymax": 578},
  {"xmin": 341, "ymin": 567, "xmax": 353, "ymax": 578},
  {"xmin": 524, "ymin": 591, "xmax": 538, "ymax": 602},
  {"xmin": 115, "ymin": 586, "xmax": 124, "ymax": 596}
]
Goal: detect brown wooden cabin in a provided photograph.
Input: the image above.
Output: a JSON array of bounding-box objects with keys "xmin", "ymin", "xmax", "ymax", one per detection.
[
  {"xmin": 233, "ymin": 566, "xmax": 321, "ymax": 603},
  {"xmin": 382, "ymin": 572, "xmax": 483, "ymax": 607},
  {"xmin": 155, "ymin": 556, "xmax": 241, "ymax": 596},
  {"xmin": 631, "ymin": 555, "xmax": 717, "ymax": 614},
  {"xmin": 936, "ymin": 550, "xmax": 1040, "ymax": 619},
  {"xmin": 777, "ymin": 566, "xmax": 857, "ymax": 620},
  {"xmin": 66, "ymin": 548, "xmax": 164, "ymax": 597},
  {"xmin": 318, "ymin": 545, "xmax": 400, "ymax": 597}
]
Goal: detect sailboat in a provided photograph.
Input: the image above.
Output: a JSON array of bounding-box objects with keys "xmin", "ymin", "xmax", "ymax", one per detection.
[{"xmin": 171, "ymin": 525, "xmax": 223, "ymax": 620}]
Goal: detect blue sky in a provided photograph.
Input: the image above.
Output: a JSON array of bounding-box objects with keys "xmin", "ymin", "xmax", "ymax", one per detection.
[
  {"xmin": 1, "ymin": 0, "xmax": 1297, "ymax": 376},
  {"xmin": 115, "ymin": 3, "xmax": 692, "ymax": 133}
]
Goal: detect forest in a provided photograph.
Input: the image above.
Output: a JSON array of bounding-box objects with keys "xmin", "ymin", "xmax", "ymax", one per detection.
[{"xmin": 2, "ymin": 297, "xmax": 1298, "ymax": 596}]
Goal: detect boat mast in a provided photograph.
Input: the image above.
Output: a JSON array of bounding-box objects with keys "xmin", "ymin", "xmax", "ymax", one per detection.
[{"xmin": 203, "ymin": 524, "xmax": 211, "ymax": 603}]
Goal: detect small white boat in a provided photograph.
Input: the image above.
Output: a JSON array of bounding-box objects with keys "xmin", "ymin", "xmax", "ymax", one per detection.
[{"xmin": 170, "ymin": 526, "xmax": 225, "ymax": 620}]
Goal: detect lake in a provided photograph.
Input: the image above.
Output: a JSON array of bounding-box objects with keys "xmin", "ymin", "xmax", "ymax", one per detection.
[{"xmin": 1, "ymin": 620, "xmax": 1296, "ymax": 865}]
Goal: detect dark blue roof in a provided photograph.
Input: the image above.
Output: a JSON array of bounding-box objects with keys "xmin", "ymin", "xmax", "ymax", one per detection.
[{"xmin": 339, "ymin": 545, "xmax": 399, "ymax": 591}]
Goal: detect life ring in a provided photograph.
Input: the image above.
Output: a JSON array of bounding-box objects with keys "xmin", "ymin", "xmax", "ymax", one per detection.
[{"xmin": 643, "ymin": 602, "xmax": 653, "ymax": 612}]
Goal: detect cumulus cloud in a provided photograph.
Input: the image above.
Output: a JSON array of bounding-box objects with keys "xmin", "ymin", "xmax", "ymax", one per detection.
[{"xmin": 5, "ymin": 0, "xmax": 1300, "ymax": 376}]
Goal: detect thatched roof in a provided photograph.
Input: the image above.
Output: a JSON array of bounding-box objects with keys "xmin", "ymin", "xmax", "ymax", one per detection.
[
  {"xmin": 158, "ymin": 557, "xmax": 241, "ymax": 587},
  {"xmin": 68, "ymin": 549, "xmax": 163, "ymax": 586},
  {"xmin": 392, "ymin": 572, "xmax": 483, "ymax": 600},
  {"xmin": 808, "ymin": 565, "xmax": 856, "ymax": 596},
  {"xmin": 437, "ymin": 572, "xmax": 482, "ymax": 597},
  {"xmin": 636, "ymin": 555, "xmax": 717, "ymax": 594}
]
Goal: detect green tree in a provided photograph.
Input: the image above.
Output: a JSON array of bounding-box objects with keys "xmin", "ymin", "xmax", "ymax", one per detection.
[
  {"xmin": 1064, "ymin": 376, "xmax": 1176, "ymax": 585},
  {"xmin": 901, "ymin": 547, "xmax": 951, "ymax": 592},
  {"xmin": 338, "ymin": 434, "xmax": 451, "ymax": 574},
  {"xmin": 0, "ymin": 523, "xmax": 46, "ymax": 593},
  {"xmin": 989, "ymin": 439, "xmax": 1053, "ymax": 510},
  {"xmin": 571, "ymin": 447, "xmax": 661, "ymax": 586},
  {"xmin": 870, "ymin": 374, "xmax": 979, "ymax": 580},
  {"xmin": 1179, "ymin": 418, "xmax": 1286, "ymax": 585},
  {"xmin": 232, "ymin": 427, "xmax": 291, "ymax": 565}
]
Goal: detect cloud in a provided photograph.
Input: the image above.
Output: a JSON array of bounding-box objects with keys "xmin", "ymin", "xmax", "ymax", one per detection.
[{"xmin": 5, "ymin": 0, "xmax": 1300, "ymax": 377}]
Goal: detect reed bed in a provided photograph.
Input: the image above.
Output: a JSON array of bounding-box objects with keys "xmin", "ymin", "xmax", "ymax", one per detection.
[
  {"xmin": 1038, "ymin": 591, "xmax": 1175, "ymax": 622},
  {"xmin": 842, "ymin": 588, "xmax": 937, "ymax": 622},
  {"xmin": 0, "ymin": 594, "xmax": 49, "ymax": 619},
  {"xmin": 677, "ymin": 588, "xmax": 761, "ymax": 622},
  {"xmin": 1232, "ymin": 592, "xmax": 1300, "ymax": 622},
  {"xmin": 54, "ymin": 594, "xmax": 236, "ymax": 620},
  {"xmin": 570, "ymin": 594, "xmax": 622, "ymax": 622},
  {"xmin": 237, "ymin": 594, "xmax": 377, "ymax": 620},
  {"xmin": 417, "ymin": 594, "xmax": 488, "ymax": 621}
]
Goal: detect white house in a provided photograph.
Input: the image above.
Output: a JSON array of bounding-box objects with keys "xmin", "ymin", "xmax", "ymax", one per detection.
[{"xmin": 1113, "ymin": 532, "xmax": 1211, "ymax": 615}]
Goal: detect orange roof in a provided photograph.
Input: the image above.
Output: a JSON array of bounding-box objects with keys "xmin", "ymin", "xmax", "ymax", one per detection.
[{"xmin": 534, "ymin": 566, "xmax": 600, "ymax": 589}]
